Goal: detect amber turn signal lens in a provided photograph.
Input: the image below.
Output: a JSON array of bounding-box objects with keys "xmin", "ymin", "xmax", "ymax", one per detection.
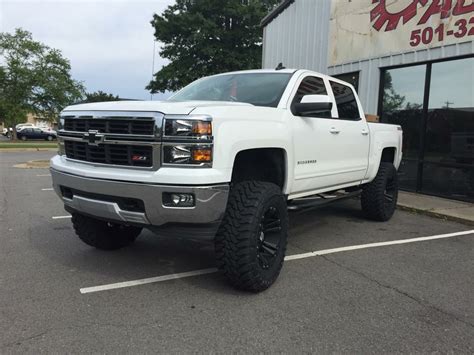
[
  {"xmin": 192, "ymin": 121, "xmax": 212, "ymax": 135},
  {"xmin": 192, "ymin": 148, "xmax": 212, "ymax": 162}
]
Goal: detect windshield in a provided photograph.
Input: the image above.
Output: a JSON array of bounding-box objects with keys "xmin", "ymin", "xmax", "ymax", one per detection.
[{"xmin": 168, "ymin": 73, "xmax": 292, "ymax": 107}]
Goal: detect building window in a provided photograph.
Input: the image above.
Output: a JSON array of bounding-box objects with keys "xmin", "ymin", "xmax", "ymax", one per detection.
[
  {"xmin": 422, "ymin": 57, "xmax": 474, "ymax": 200},
  {"xmin": 333, "ymin": 72, "xmax": 359, "ymax": 92},
  {"xmin": 380, "ymin": 57, "xmax": 474, "ymax": 202},
  {"xmin": 330, "ymin": 81, "xmax": 360, "ymax": 120}
]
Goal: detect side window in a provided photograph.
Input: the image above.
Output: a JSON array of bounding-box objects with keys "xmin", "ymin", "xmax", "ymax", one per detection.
[
  {"xmin": 329, "ymin": 81, "xmax": 360, "ymax": 120},
  {"xmin": 291, "ymin": 76, "xmax": 331, "ymax": 118}
]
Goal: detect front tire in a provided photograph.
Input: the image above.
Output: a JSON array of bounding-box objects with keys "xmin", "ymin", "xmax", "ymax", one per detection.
[
  {"xmin": 215, "ymin": 181, "xmax": 288, "ymax": 292},
  {"xmin": 20, "ymin": 136, "xmax": 27, "ymax": 141},
  {"xmin": 361, "ymin": 162, "xmax": 398, "ymax": 221},
  {"xmin": 72, "ymin": 213, "xmax": 142, "ymax": 250},
  {"xmin": 46, "ymin": 135, "xmax": 53, "ymax": 141}
]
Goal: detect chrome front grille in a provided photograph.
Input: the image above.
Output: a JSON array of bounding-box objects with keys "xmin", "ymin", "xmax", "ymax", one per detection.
[
  {"xmin": 64, "ymin": 118, "xmax": 155, "ymax": 135},
  {"xmin": 64, "ymin": 141, "xmax": 153, "ymax": 167},
  {"xmin": 58, "ymin": 111, "xmax": 163, "ymax": 169}
]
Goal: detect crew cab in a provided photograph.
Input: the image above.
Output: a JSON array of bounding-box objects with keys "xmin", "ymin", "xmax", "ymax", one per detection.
[{"xmin": 50, "ymin": 69, "xmax": 402, "ymax": 292}]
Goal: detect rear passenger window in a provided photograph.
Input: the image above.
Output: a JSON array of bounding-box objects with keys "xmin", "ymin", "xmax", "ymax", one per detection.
[
  {"xmin": 329, "ymin": 81, "xmax": 360, "ymax": 120},
  {"xmin": 292, "ymin": 76, "xmax": 331, "ymax": 118}
]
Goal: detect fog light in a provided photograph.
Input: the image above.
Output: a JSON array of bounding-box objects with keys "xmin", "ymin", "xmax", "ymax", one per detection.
[{"xmin": 163, "ymin": 193, "xmax": 195, "ymax": 207}]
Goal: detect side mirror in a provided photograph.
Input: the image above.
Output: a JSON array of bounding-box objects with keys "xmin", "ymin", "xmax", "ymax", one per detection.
[{"xmin": 294, "ymin": 95, "xmax": 333, "ymax": 117}]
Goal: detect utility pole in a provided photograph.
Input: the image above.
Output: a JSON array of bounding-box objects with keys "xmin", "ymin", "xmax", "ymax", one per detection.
[
  {"xmin": 150, "ymin": 40, "xmax": 156, "ymax": 101},
  {"xmin": 444, "ymin": 100, "xmax": 454, "ymax": 109}
]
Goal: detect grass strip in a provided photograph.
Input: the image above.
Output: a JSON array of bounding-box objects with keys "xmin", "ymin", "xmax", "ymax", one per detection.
[{"xmin": 0, "ymin": 143, "xmax": 58, "ymax": 149}]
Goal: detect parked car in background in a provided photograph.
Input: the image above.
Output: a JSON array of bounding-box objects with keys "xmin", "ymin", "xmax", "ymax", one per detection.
[
  {"xmin": 17, "ymin": 127, "xmax": 57, "ymax": 141},
  {"xmin": 2, "ymin": 127, "xmax": 13, "ymax": 138},
  {"xmin": 16, "ymin": 123, "xmax": 36, "ymax": 132}
]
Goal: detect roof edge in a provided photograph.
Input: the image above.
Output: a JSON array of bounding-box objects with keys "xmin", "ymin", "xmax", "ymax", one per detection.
[{"xmin": 261, "ymin": 0, "xmax": 295, "ymax": 27}]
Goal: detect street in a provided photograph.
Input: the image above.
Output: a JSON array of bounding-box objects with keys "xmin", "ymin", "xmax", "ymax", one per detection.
[{"xmin": 1, "ymin": 151, "xmax": 473, "ymax": 353}]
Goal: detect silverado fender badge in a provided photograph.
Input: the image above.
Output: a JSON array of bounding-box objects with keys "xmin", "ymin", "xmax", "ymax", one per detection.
[{"xmin": 297, "ymin": 159, "xmax": 318, "ymax": 165}]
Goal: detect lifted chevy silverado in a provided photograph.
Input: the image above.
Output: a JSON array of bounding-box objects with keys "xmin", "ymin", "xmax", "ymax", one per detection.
[{"xmin": 51, "ymin": 69, "xmax": 402, "ymax": 292}]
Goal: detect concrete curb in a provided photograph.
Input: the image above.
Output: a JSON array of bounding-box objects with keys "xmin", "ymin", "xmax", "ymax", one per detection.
[
  {"xmin": 13, "ymin": 160, "xmax": 51, "ymax": 169},
  {"xmin": 397, "ymin": 204, "xmax": 474, "ymax": 226}
]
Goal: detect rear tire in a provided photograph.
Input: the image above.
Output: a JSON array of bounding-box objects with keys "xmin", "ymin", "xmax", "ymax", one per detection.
[
  {"xmin": 215, "ymin": 181, "xmax": 288, "ymax": 292},
  {"xmin": 72, "ymin": 213, "xmax": 142, "ymax": 250},
  {"xmin": 361, "ymin": 162, "xmax": 398, "ymax": 221},
  {"xmin": 46, "ymin": 135, "xmax": 53, "ymax": 141}
]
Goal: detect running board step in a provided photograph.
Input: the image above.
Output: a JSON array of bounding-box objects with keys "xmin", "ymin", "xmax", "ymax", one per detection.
[{"xmin": 287, "ymin": 190, "xmax": 361, "ymax": 211}]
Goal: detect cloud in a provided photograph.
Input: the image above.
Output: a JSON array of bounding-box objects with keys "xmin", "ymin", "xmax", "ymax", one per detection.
[{"xmin": 0, "ymin": 0, "xmax": 175, "ymax": 100}]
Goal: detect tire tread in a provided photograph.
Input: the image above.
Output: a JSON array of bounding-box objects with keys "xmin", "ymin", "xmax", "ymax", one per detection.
[
  {"xmin": 72, "ymin": 213, "xmax": 141, "ymax": 250},
  {"xmin": 215, "ymin": 181, "xmax": 288, "ymax": 292},
  {"xmin": 361, "ymin": 162, "xmax": 398, "ymax": 221}
]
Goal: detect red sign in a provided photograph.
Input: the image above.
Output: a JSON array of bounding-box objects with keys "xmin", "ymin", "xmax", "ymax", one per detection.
[{"xmin": 371, "ymin": 0, "xmax": 474, "ymax": 47}]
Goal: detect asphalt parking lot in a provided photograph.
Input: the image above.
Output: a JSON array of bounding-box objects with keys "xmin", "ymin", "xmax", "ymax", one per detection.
[{"xmin": 1, "ymin": 151, "xmax": 473, "ymax": 353}]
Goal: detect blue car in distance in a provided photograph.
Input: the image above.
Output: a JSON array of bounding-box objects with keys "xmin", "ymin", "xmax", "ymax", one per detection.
[{"xmin": 17, "ymin": 128, "xmax": 57, "ymax": 141}]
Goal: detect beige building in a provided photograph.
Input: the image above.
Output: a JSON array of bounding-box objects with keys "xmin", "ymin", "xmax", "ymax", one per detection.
[
  {"xmin": 262, "ymin": 0, "xmax": 474, "ymax": 203},
  {"xmin": 25, "ymin": 113, "xmax": 52, "ymax": 128}
]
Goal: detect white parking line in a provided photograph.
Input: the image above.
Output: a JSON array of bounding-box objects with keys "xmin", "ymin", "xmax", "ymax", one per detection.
[
  {"xmin": 79, "ymin": 229, "xmax": 474, "ymax": 295},
  {"xmin": 284, "ymin": 229, "xmax": 474, "ymax": 260},
  {"xmin": 41, "ymin": 188, "xmax": 54, "ymax": 191},
  {"xmin": 36, "ymin": 174, "xmax": 51, "ymax": 177},
  {"xmin": 80, "ymin": 268, "xmax": 218, "ymax": 294},
  {"xmin": 52, "ymin": 215, "xmax": 72, "ymax": 220}
]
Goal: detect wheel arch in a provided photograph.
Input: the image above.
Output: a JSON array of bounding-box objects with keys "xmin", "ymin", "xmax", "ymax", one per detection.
[
  {"xmin": 380, "ymin": 147, "xmax": 397, "ymax": 165},
  {"xmin": 365, "ymin": 144, "xmax": 400, "ymax": 182},
  {"xmin": 231, "ymin": 147, "xmax": 288, "ymax": 192}
]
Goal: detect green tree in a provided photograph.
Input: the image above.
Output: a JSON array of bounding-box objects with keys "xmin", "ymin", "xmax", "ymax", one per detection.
[
  {"xmin": 0, "ymin": 28, "xmax": 84, "ymax": 137},
  {"xmin": 84, "ymin": 90, "xmax": 119, "ymax": 103},
  {"xmin": 382, "ymin": 71, "xmax": 405, "ymax": 113},
  {"xmin": 147, "ymin": 0, "xmax": 280, "ymax": 93}
]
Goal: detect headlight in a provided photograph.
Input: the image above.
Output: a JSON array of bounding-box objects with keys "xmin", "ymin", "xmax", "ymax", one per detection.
[
  {"xmin": 58, "ymin": 117, "xmax": 65, "ymax": 130},
  {"xmin": 163, "ymin": 145, "xmax": 212, "ymax": 165},
  {"xmin": 163, "ymin": 116, "xmax": 213, "ymax": 167},
  {"xmin": 165, "ymin": 119, "xmax": 212, "ymax": 137}
]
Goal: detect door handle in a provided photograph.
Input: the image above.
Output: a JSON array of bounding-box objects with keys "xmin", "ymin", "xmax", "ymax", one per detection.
[
  {"xmin": 329, "ymin": 128, "xmax": 340, "ymax": 134},
  {"xmin": 361, "ymin": 129, "xmax": 369, "ymax": 136}
]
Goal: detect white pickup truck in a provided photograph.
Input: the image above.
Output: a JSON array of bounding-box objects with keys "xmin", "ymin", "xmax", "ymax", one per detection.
[{"xmin": 51, "ymin": 69, "xmax": 402, "ymax": 292}]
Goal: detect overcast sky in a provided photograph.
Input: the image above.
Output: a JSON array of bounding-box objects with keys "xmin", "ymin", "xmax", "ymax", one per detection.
[{"xmin": 0, "ymin": 0, "xmax": 175, "ymax": 100}]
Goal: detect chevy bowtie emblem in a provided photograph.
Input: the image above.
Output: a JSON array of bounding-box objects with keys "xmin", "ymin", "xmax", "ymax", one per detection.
[{"xmin": 83, "ymin": 130, "xmax": 104, "ymax": 146}]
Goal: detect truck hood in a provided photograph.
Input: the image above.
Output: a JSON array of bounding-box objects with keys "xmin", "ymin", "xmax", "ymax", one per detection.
[{"xmin": 62, "ymin": 100, "xmax": 253, "ymax": 115}]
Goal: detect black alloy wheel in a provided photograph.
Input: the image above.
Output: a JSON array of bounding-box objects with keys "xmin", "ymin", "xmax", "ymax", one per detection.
[
  {"xmin": 257, "ymin": 206, "xmax": 283, "ymax": 271},
  {"xmin": 383, "ymin": 174, "xmax": 397, "ymax": 209}
]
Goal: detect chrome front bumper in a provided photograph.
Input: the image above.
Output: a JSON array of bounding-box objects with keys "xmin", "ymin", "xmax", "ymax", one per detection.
[{"xmin": 51, "ymin": 168, "xmax": 229, "ymax": 227}]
